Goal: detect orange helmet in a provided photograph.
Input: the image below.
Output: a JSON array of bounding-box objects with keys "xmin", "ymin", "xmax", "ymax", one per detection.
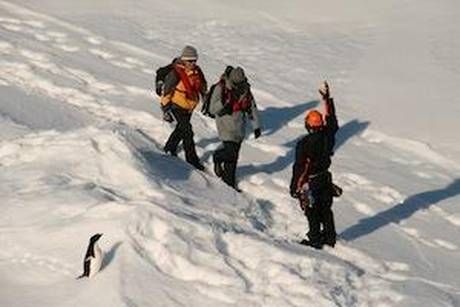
[{"xmin": 305, "ymin": 110, "xmax": 324, "ymax": 129}]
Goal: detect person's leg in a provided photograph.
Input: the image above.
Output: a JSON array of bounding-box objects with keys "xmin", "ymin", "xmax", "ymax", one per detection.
[
  {"xmin": 181, "ymin": 121, "xmax": 200, "ymax": 166},
  {"xmin": 163, "ymin": 126, "xmax": 181, "ymax": 156},
  {"xmin": 223, "ymin": 161, "xmax": 237, "ymax": 187},
  {"xmin": 164, "ymin": 107, "xmax": 188, "ymax": 155},
  {"xmin": 170, "ymin": 107, "xmax": 203, "ymax": 169},
  {"xmin": 318, "ymin": 174, "xmax": 336, "ymax": 247},
  {"xmin": 214, "ymin": 141, "xmax": 241, "ymax": 188},
  {"xmin": 319, "ymin": 187, "xmax": 336, "ymax": 247},
  {"xmin": 304, "ymin": 205, "xmax": 322, "ymax": 249},
  {"xmin": 213, "ymin": 144, "xmax": 225, "ymax": 177},
  {"xmin": 320, "ymin": 205, "xmax": 336, "ymax": 247}
]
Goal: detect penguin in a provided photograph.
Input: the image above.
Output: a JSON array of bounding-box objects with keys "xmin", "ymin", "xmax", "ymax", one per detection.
[{"xmin": 77, "ymin": 233, "xmax": 104, "ymax": 279}]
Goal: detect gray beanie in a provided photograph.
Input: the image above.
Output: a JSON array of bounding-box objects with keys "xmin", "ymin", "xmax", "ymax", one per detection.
[
  {"xmin": 229, "ymin": 67, "xmax": 245, "ymax": 84},
  {"xmin": 180, "ymin": 45, "xmax": 198, "ymax": 61}
]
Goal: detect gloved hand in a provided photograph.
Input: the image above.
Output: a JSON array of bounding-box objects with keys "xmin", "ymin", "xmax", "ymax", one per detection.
[
  {"xmin": 254, "ymin": 128, "xmax": 261, "ymax": 139},
  {"xmin": 290, "ymin": 189, "xmax": 299, "ymax": 199},
  {"xmin": 299, "ymin": 197, "xmax": 309, "ymax": 212},
  {"xmin": 217, "ymin": 103, "xmax": 233, "ymax": 117},
  {"xmin": 163, "ymin": 111, "xmax": 173, "ymax": 123},
  {"xmin": 155, "ymin": 80, "xmax": 164, "ymax": 96},
  {"xmin": 332, "ymin": 183, "xmax": 343, "ymax": 197},
  {"xmin": 161, "ymin": 104, "xmax": 174, "ymax": 123},
  {"xmin": 319, "ymin": 80, "xmax": 330, "ymax": 99}
]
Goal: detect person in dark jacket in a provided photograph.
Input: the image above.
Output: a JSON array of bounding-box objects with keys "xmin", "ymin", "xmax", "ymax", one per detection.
[
  {"xmin": 290, "ymin": 81, "xmax": 339, "ymax": 249},
  {"xmin": 160, "ymin": 45, "xmax": 207, "ymax": 170},
  {"xmin": 208, "ymin": 66, "xmax": 262, "ymax": 190}
]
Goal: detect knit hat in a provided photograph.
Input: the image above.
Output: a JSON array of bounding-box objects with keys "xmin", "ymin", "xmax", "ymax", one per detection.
[
  {"xmin": 229, "ymin": 67, "xmax": 246, "ymax": 84},
  {"xmin": 180, "ymin": 45, "xmax": 198, "ymax": 61}
]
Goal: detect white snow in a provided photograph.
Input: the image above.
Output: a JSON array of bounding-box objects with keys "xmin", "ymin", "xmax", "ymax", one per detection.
[{"xmin": 1, "ymin": 0, "xmax": 460, "ymax": 306}]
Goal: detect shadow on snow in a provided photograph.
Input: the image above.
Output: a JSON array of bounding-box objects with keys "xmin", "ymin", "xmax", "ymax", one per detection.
[
  {"xmin": 340, "ymin": 179, "xmax": 460, "ymax": 241},
  {"xmin": 238, "ymin": 118, "xmax": 370, "ymax": 179}
]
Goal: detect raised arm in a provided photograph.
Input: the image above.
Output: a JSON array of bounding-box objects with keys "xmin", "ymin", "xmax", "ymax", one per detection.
[{"xmin": 319, "ymin": 81, "xmax": 338, "ymax": 133}]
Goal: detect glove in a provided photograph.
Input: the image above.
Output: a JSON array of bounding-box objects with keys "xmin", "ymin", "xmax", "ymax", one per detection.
[
  {"xmin": 332, "ymin": 183, "xmax": 343, "ymax": 197},
  {"xmin": 155, "ymin": 81, "xmax": 164, "ymax": 96},
  {"xmin": 217, "ymin": 103, "xmax": 233, "ymax": 117},
  {"xmin": 319, "ymin": 80, "xmax": 330, "ymax": 99},
  {"xmin": 254, "ymin": 128, "xmax": 261, "ymax": 139},
  {"xmin": 290, "ymin": 189, "xmax": 299, "ymax": 199},
  {"xmin": 161, "ymin": 104, "xmax": 174, "ymax": 123},
  {"xmin": 299, "ymin": 196, "xmax": 309, "ymax": 212},
  {"xmin": 163, "ymin": 111, "xmax": 174, "ymax": 123}
]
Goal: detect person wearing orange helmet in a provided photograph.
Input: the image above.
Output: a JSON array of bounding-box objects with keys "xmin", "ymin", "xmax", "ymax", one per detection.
[{"xmin": 290, "ymin": 81, "xmax": 339, "ymax": 249}]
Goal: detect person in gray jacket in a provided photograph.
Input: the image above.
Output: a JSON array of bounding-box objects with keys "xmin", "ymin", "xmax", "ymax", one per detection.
[{"xmin": 208, "ymin": 66, "xmax": 262, "ymax": 190}]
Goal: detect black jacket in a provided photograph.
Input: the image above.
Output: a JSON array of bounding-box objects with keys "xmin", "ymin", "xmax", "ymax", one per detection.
[{"xmin": 290, "ymin": 98, "xmax": 338, "ymax": 194}]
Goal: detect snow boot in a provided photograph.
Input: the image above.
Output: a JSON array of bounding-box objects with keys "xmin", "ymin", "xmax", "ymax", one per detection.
[
  {"xmin": 213, "ymin": 156, "xmax": 223, "ymax": 177},
  {"xmin": 299, "ymin": 239, "xmax": 323, "ymax": 249},
  {"xmin": 163, "ymin": 146, "xmax": 177, "ymax": 157},
  {"xmin": 189, "ymin": 160, "xmax": 205, "ymax": 171}
]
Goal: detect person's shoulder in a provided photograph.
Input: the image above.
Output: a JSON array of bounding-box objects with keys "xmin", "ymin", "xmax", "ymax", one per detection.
[
  {"xmin": 296, "ymin": 134, "xmax": 310, "ymax": 147},
  {"xmin": 166, "ymin": 64, "xmax": 180, "ymax": 77},
  {"xmin": 194, "ymin": 64, "xmax": 204, "ymax": 74}
]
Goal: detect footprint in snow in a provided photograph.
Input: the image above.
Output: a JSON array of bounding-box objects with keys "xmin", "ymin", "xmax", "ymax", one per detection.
[
  {"xmin": 142, "ymin": 68, "xmax": 154, "ymax": 75},
  {"xmin": 339, "ymin": 173, "xmax": 405, "ymax": 205},
  {"xmin": 247, "ymin": 174, "xmax": 268, "ymax": 186},
  {"xmin": 4, "ymin": 250, "xmax": 73, "ymax": 276},
  {"xmin": 413, "ymin": 171, "xmax": 433, "ymax": 179},
  {"xmin": 23, "ymin": 20, "xmax": 45, "ymax": 29},
  {"xmin": 0, "ymin": 17, "xmax": 22, "ymax": 24},
  {"xmin": 86, "ymin": 36, "xmax": 103, "ymax": 45},
  {"xmin": 434, "ymin": 239, "xmax": 458, "ymax": 251},
  {"xmin": 110, "ymin": 60, "xmax": 135, "ymax": 70},
  {"xmin": 46, "ymin": 31, "xmax": 67, "ymax": 39},
  {"xmin": 2, "ymin": 23, "xmax": 22, "ymax": 32},
  {"xmin": 125, "ymin": 57, "xmax": 146, "ymax": 67},
  {"xmin": 89, "ymin": 48, "xmax": 115, "ymax": 60},
  {"xmin": 54, "ymin": 44, "xmax": 80, "ymax": 53},
  {"xmin": 34, "ymin": 33, "xmax": 52, "ymax": 42},
  {"xmin": 401, "ymin": 227, "xmax": 458, "ymax": 251},
  {"xmin": 352, "ymin": 202, "xmax": 375, "ymax": 216},
  {"xmin": 0, "ymin": 41, "xmax": 13, "ymax": 54},
  {"xmin": 271, "ymin": 177, "xmax": 286, "ymax": 189},
  {"xmin": 371, "ymin": 186, "xmax": 404, "ymax": 205},
  {"xmin": 428, "ymin": 206, "xmax": 460, "ymax": 228},
  {"xmin": 250, "ymin": 141, "xmax": 288, "ymax": 156}
]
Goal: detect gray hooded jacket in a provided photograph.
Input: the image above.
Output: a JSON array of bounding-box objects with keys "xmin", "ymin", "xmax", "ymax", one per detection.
[{"xmin": 208, "ymin": 75, "xmax": 261, "ymax": 143}]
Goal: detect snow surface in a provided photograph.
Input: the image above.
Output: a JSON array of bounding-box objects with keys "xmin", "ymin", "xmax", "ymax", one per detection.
[{"xmin": 1, "ymin": 0, "xmax": 460, "ymax": 306}]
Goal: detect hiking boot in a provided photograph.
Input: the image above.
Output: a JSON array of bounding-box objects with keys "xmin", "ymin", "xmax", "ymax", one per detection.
[
  {"xmin": 321, "ymin": 237, "xmax": 336, "ymax": 248},
  {"xmin": 225, "ymin": 182, "xmax": 242, "ymax": 192},
  {"xmin": 299, "ymin": 239, "xmax": 323, "ymax": 249},
  {"xmin": 163, "ymin": 147, "xmax": 177, "ymax": 156},
  {"xmin": 189, "ymin": 160, "xmax": 205, "ymax": 171},
  {"xmin": 213, "ymin": 159, "xmax": 223, "ymax": 177},
  {"xmin": 320, "ymin": 231, "xmax": 336, "ymax": 248},
  {"xmin": 232, "ymin": 186, "xmax": 242, "ymax": 193}
]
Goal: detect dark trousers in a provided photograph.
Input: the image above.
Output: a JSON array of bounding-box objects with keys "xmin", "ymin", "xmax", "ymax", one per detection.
[
  {"xmin": 213, "ymin": 141, "xmax": 242, "ymax": 187},
  {"xmin": 164, "ymin": 106, "xmax": 200, "ymax": 164},
  {"xmin": 301, "ymin": 172, "xmax": 336, "ymax": 246}
]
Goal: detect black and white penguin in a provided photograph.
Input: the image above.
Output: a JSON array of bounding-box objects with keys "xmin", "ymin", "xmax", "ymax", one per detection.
[{"xmin": 77, "ymin": 233, "xmax": 104, "ymax": 279}]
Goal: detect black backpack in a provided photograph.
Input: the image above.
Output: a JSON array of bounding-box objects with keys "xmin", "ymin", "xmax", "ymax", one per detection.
[
  {"xmin": 201, "ymin": 65, "xmax": 234, "ymax": 118},
  {"xmin": 201, "ymin": 82, "xmax": 219, "ymax": 118},
  {"xmin": 154, "ymin": 58, "xmax": 177, "ymax": 96}
]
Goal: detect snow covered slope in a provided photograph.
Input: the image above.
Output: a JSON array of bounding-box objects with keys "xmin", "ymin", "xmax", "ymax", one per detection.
[{"xmin": 1, "ymin": 0, "xmax": 460, "ymax": 306}]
